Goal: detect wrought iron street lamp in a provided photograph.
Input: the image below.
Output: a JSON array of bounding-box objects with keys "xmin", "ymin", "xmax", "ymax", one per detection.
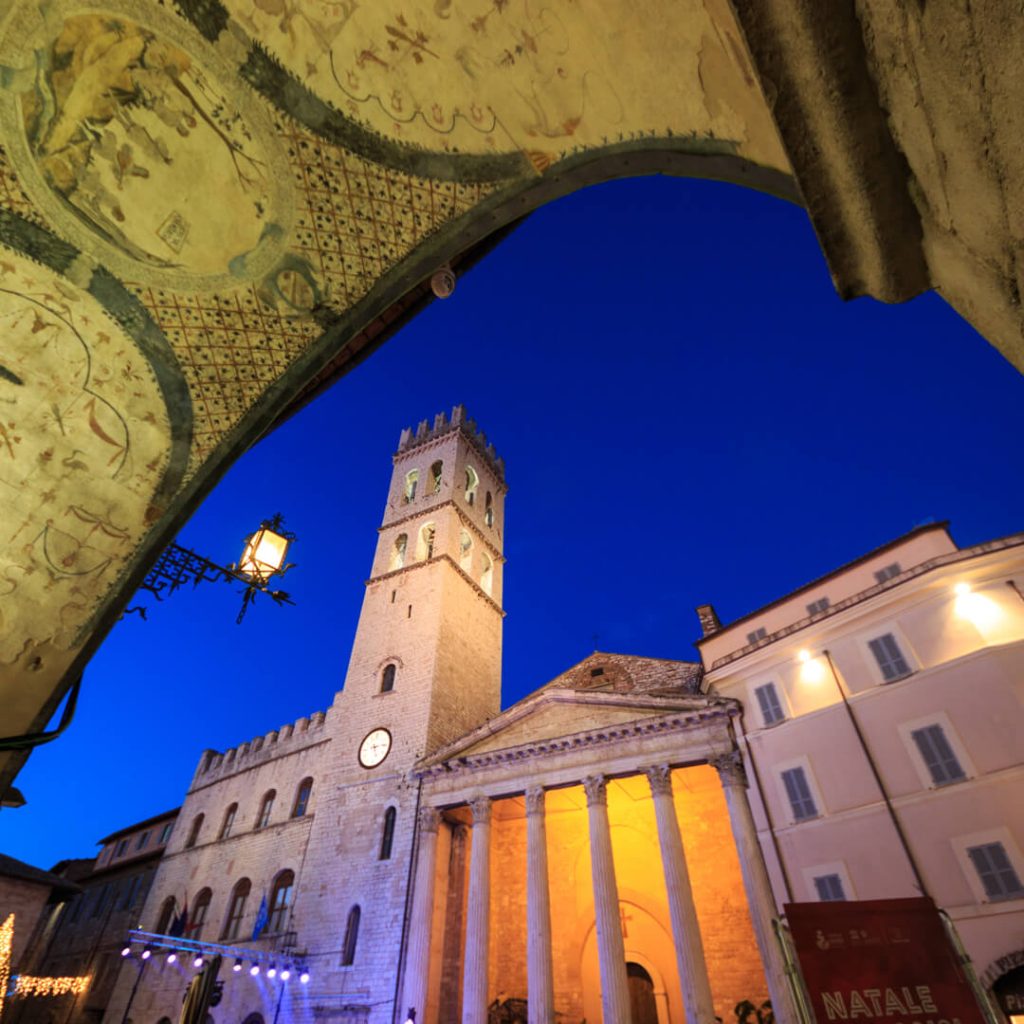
[{"xmin": 131, "ymin": 514, "xmax": 297, "ymax": 624}]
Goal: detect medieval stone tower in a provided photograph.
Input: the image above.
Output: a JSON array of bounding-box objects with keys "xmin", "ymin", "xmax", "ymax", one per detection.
[{"xmin": 295, "ymin": 406, "xmax": 506, "ymax": 1018}]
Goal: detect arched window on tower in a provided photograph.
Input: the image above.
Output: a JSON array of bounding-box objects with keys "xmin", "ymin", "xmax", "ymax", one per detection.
[
  {"xmin": 430, "ymin": 460, "xmax": 443, "ymax": 493},
  {"xmin": 185, "ymin": 814, "xmax": 204, "ymax": 849},
  {"xmin": 191, "ymin": 888, "xmax": 212, "ymax": 940},
  {"xmin": 390, "ymin": 533, "xmax": 407, "ymax": 571},
  {"xmin": 459, "ymin": 530, "xmax": 473, "ymax": 573},
  {"xmin": 256, "ymin": 790, "xmax": 275, "ymax": 830},
  {"xmin": 484, "ymin": 492, "xmax": 494, "ymax": 527},
  {"xmin": 403, "ymin": 470, "xmax": 419, "ymax": 503},
  {"xmin": 416, "ymin": 523, "xmax": 436, "ymax": 561},
  {"xmin": 291, "ymin": 778, "xmax": 313, "ymax": 818},
  {"xmin": 268, "ymin": 870, "xmax": 294, "ymax": 934},
  {"xmin": 341, "ymin": 905, "xmax": 361, "ymax": 966},
  {"xmin": 464, "ymin": 466, "xmax": 479, "ymax": 505},
  {"xmin": 155, "ymin": 896, "xmax": 176, "ymax": 935},
  {"xmin": 381, "ymin": 664, "xmax": 396, "ymax": 693},
  {"xmin": 481, "ymin": 553, "xmax": 493, "ymax": 597},
  {"xmin": 219, "ymin": 804, "xmax": 237, "ymax": 840},
  {"xmin": 221, "ymin": 878, "xmax": 250, "ymax": 940},
  {"xmin": 379, "ymin": 808, "xmax": 397, "ymax": 860}
]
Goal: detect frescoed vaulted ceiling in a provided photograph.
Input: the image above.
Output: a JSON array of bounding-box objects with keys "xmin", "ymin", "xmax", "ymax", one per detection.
[{"xmin": 0, "ymin": 0, "xmax": 1021, "ymax": 795}]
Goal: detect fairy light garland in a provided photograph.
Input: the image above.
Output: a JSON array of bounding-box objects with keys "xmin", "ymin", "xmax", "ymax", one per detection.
[
  {"xmin": 0, "ymin": 914, "xmax": 14, "ymax": 1019},
  {"xmin": 13, "ymin": 975, "xmax": 92, "ymax": 997}
]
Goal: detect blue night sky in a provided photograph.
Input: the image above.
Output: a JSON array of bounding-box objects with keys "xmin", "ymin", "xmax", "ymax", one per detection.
[{"xmin": 2, "ymin": 175, "xmax": 1022, "ymax": 869}]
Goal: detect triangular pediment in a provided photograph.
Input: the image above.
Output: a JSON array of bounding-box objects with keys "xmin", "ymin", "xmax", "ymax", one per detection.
[{"xmin": 420, "ymin": 686, "xmax": 720, "ymax": 767}]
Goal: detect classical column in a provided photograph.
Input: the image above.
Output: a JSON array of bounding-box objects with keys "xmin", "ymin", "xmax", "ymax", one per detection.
[
  {"xmin": 461, "ymin": 796, "xmax": 492, "ymax": 1024},
  {"xmin": 403, "ymin": 806, "xmax": 441, "ymax": 1021},
  {"xmin": 711, "ymin": 753, "xmax": 800, "ymax": 1024},
  {"xmin": 645, "ymin": 765, "xmax": 716, "ymax": 1024},
  {"xmin": 583, "ymin": 774, "xmax": 632, "ymax": 1024},
  {"xmin": 525, "ymin": 786, "xmax": 555, "ymax": 1024}
]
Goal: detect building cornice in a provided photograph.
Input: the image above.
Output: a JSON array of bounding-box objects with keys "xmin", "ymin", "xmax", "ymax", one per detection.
[
  {"xmin": 367, "ymin": 553, "xmax": 506, "ymax": 616},
  {"xmin": 414, "ymin": 691, "xmax": 740, "ymax": 780},
  {"xmin": 706, "ymin": 533, "xmax": 1024, "ymax": 671}
]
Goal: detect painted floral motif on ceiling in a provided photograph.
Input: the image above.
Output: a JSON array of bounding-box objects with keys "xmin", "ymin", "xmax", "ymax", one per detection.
[
  {"xmin": 0, "ymin": 248, "xmax": 174, "ymax": 663},
  {"xmin": 219, "ymin": 0, "xmax": 768, "ymax": 160}
]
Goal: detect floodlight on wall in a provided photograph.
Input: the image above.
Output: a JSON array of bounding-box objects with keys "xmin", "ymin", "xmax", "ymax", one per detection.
[
  {"xmin": 267, "ymin": 965, "xmax": 277, "ymax": 979},
  {"xmin": 279, "ymin": 967, "xmax": 291, "ymax": 981},
  {"xmin": 299, "ymin": 968, "xmax": 310, "ymax": 984},
  {"xmin": 130, "ymin": 514, "xmax": 297, "ymax": 624},
  {"xmin": 249, "ymin": 964, "xmax": 260, "ymax": 977},
  {"xmin": 233, "ymin": 959, "xmax": 243, "ymax": 973}
]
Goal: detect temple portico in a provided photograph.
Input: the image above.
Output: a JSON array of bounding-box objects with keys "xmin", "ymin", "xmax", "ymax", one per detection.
[{"xmin": 401, "ymin": 685, "xmax": 800, "ymax": 1024}]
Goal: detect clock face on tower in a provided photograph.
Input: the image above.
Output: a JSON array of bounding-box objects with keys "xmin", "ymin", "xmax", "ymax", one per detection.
[{"xmin": 358, "ymin": 728, "xmax": 392, "ymax": 768}]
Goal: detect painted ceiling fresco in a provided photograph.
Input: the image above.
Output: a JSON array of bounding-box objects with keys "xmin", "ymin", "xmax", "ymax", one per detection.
[{"xmin": 0, "ymin": 0, "xmax": 796, "ymax": 790}]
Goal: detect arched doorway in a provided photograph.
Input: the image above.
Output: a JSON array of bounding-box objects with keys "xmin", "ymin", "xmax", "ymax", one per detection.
[
  {"xmin": 628, "ymin": 962, "xmax": 659, "ymax": 1024},
  {"xmin": 993, "ymin": 964, "xmax": 1024, "ymax": 1023}
]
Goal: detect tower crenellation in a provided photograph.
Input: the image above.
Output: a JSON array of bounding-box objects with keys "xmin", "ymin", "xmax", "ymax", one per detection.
[{"xmin": 395, "ymin": 404, "xmax": 506, "ymax": 484}]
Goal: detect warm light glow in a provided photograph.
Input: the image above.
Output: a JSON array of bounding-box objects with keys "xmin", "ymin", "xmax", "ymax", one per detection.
[
  {"xmin": 0, "ymin": 914, "xmax": 14, "ymax": 1020},
  {"xmin": 798, "ymin": 650, "xmax": 826, "ymax": 683},
  {"xmin": 13, "ymin": 975, "xmax": 91, "ymax": 997},
  {"xmin": 954, "ymin": 586, "xmax": 1004, "ymax": 632},
  {"xmin": 238, "ymin": 526, "xmax": 290, "ymax": 584}
]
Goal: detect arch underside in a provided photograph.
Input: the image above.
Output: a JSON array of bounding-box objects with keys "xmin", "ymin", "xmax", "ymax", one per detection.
[{"xmin": 1, "ymin": 0, "xmax": 1021, "ymax": 794}]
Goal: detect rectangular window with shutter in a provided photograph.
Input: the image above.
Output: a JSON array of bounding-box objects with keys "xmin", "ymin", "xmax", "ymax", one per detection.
[
  {"xmin": 875, "ymin": 562, "xmax": 901, "ymax": 584},
  {"xmin": 813, "ymin": 874, "xmax": 846, "ymax": 901},
  {"xmin": 868, "ymin": 633, "xmax": 911, "ymax": 682},
  {"xmin": 806, "ymin": 597, "xmax": 830, "ymax": 615},
  {"xmin": 747, "ymin": 627, "xmax": 768, "ymax": 645},
  {"xmin": 781, "ymin": 766, "xmax": 818, "ymax": 821},
  {"xmin": 754, "ymin": 682, "xmax": 785, "ymax": 726},
  {"xmin": 967, "ymin": 842, "xmax": 1024, "ymax": 900},
  {"xmin": 910, "ymin": 724, "xmax": 966, "ymax": 786}
]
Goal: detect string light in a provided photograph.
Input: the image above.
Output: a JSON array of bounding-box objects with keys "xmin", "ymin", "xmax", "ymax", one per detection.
[
  {"xmin": 13, "ymin": 976, "xmax": 91, "ymax": 997},
  {"xmin": 299, "ymin": 968, "xmax": 310, "ymax": 984},
  {"xmin": 233, "ymin": 959, "xmax": 243, "ymax": 973},
  {"xmin": 249, "ymin": 964, "xmax": 260, "ymax": 977},
  {"xmin": 279, "ymin": 967, "xmax": 291, "ymax": 981},
  {"xmin": 0, "ymin": 914, "xmax": 14, "ymax": 1020},
  {"xmin": 267, "ymin": 964, "xmax": 277, "ymax": 979}
]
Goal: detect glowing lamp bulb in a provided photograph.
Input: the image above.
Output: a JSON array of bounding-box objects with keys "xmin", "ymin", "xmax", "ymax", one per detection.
[
  {"xmin": 140, "ymin": 949, "xmax": 152, "ymax": 961},
  {"xmin": 193, "ymin": 956, "xmax": 204, "ymax": 968},
  {"xmin": 166, "ymin": 952, "xmax": 177, "ymax": 964},
  {"xmin": 120, "ymin": 946, "xmax": 131, "ymax": 958},
  {"xmin": 798, "ymin": 649, "xmax": 811, "ymax": 662},
  {"xmin": 233, "ymin": 959, "xmax": 243, "ymax": 973},
  {"xmin": 954, "ymin": 582, "xmax": 971, "ymax": 596},
  {"xmin": 267, "ymin": 965, "xmax": 277, "ymax": 979},
  {"xmin": 299, "ymin": 970, "xmax": 310, "ymax": 984},
  {"xmin": 250, "ymin": 964, "xmax": 260, "ymax": 977},
  {"xmin": 280, "ymin": 968, "xmax": 291, "ymax": 981}
]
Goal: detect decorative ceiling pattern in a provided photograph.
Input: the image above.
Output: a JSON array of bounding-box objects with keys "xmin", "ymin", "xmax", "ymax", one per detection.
[{"xmin": 0, "ymin": 0, "xmax": 797, "ymax": 791}]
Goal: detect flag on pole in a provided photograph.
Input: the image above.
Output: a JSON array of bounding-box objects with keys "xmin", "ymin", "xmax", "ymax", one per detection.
[
  {"xmin": 251, "ymin": 895, "xmax": 268, "ymax": 940},
  {"xmin": 169, "ymin": 897, "xmax": 188, "ymax": 938}
]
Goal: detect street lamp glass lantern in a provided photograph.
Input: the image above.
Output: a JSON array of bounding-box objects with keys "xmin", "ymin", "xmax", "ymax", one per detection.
[{"xmin": 238, "ymin": 523, "xmax": 290, "ymax": 585}]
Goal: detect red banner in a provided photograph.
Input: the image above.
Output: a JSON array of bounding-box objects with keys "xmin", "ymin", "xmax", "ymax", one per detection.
[{"xmin": 785, "ymin": 898, "xmax": 986, "ymax": 1024}]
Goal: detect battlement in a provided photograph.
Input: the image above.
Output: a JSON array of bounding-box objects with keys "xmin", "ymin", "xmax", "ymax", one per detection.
[
  {"xmin": 191, "ymin": 709, "xmax": 328, "ymax": 788},
  {"xmin": 396, "ymin": 405, "xmax": 505, "ymax": 483}
]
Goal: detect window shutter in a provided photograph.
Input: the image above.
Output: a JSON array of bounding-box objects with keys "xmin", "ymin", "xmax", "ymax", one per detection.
[
  {"xmin": 911, "ymin": 725, "xmax": 965, "ymax": 785},
  {"xmin": 869, "ymin": 633, "xmax": 911, "ymax": 681},
  {"xmin": 755, "ymin": 683, "xmax": 784, "ymax": 726},
  {"xmin": 813, "ymin": 874, "xmax": 845, "ymax": 901},
  {"xmin": 968, "ymin": 843, "xmax": 1024, "ymax": 900},
  {"xmin": 782, "ymin": 767, "xmax": 817, "ymax": 820}
]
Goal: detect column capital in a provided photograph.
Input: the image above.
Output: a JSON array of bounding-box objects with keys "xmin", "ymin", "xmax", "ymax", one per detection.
[
  {"xmin": 582, "ymin": 774, "xmax": 607, "ymax": 806},
  {"xmin": 469, "ymin": 795, "xmax": 492, "ymax": 824},
  {"xmin": 524, "ymin": 785, "xmax": 546, "ymax": 817},
  {"xmin": 709, "ymin": 750, "xmax": 747, "ymax": 788},
  {"xmin": 418, "ymin": 805, "xmax": 441, "ymax": 833},
  {"xmin": 644, "ymin": 764, "xmax": 674, "ymax": 797}
]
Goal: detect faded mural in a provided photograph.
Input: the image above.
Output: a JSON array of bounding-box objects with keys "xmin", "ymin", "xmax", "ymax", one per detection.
[{"xmin": 0, "ymin": 250, "xmax": 171, "ymax": 663}]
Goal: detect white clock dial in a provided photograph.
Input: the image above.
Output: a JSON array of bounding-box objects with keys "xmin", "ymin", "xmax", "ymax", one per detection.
[{"xmin": 358, "ymin": 727, "xmax": 392, "ymax": 768}]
